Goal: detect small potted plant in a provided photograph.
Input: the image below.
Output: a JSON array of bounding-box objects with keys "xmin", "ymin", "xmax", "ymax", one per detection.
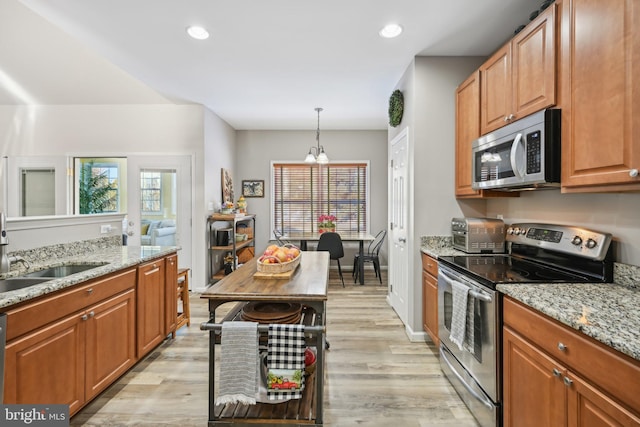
[{"xmin": 317, "ymin": 214, "xmax": 337, "ymax": 233}]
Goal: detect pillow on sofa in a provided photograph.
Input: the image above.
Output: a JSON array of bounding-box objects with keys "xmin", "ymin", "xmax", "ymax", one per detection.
[{"xmin": 141, "ymin": 223, "xmax": 150, "ymax": 235}]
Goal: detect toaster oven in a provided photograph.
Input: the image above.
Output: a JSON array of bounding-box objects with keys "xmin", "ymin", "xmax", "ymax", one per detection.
[{"xmin": 451, "ymin": 217, "xmax": 505, "ymax": 254}]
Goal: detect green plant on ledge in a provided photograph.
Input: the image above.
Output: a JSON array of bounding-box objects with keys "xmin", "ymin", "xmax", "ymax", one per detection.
[{"xmin": 78, "ymin": 161, "xmax": 117, "ymax": 214}]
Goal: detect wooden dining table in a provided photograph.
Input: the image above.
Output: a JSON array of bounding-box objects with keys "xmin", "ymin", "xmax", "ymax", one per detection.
[
  {"xmin": 200, "ymin": 251, "xmax": 329, "ymax": 426},
  {"xmin": 283, "ymin": 231, "xmax": 376, "ymax": 285}
]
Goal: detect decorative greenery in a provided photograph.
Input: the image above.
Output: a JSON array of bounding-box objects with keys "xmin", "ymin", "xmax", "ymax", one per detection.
[
  {"xmin": 388, "ymin": 89, "xmax": 404, "ymax": 127},
  {"xmin": 318, "ymin": 214, "xmax": 337, "ymax": 229},
  {"xmin": 78, "ymin": 161, "xmax": 117, "ymax": 214}
]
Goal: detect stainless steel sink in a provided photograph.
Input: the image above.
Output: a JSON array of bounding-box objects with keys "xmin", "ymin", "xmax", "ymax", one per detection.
[
  {"xmin": 23, "ymin": 263, "xmax": 107, "ymax": 278},
  {"xmin": 0, "ymin": 277, "xmax": 52, "ymax": 293}
]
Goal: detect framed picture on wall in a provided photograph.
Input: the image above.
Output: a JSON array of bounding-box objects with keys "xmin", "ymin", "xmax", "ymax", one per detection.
[
  {"xmin": 221, "ymin": 168, "xmax": 234, "ymax": 202},
  {"xmin": 242, "ymin": 180, "xmax": 264, "ymax": 198}
]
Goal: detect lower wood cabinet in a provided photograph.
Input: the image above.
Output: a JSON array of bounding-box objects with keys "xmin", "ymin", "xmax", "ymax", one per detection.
[
  {"xmin": 137, "ymin": 258, "xmax": 166, "ymax": 357},
  {"xmin": 164, "ymin": 253, "xmax": 178, "ymax": 336},
  {"xmin": 3, "ymin": 269, "xmax": 137, "ymax": 415},
  {"xmin": 503, "ymin": 297, "xmax": 640, "ymax": 427},
  {"xmin": 3, "ymin": 252, "xmax": 178, "ymax": 415},
  {"xmin": 421, "ymin": 253, "xmax": 439, "ymax": 346}
]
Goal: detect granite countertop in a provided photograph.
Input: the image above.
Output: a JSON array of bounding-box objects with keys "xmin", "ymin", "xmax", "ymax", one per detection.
[
  {"xmin": 420, "ymin": 236, "xmax": 640, "ymax": 363},
  {"xmin": 0, "ymin": 245, "xmax": 178, "ymax": 310}
]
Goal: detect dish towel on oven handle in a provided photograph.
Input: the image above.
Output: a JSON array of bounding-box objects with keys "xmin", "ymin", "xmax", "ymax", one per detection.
[
  {"xmin": 216, "ymin": 321, "xmax": 259, "ymax": 406},
  {"xmin": 267, "ymin": 324, "xmax": 305, "ymax": 401},
  {"xmin": 449, "ymin": 280, "xmax": 470, "ymax": 351}
]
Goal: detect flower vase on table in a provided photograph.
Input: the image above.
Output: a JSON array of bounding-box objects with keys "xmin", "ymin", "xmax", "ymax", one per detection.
[{"xmin": 318, "ymin": 215, "xmax": 337, "ymax": 234}]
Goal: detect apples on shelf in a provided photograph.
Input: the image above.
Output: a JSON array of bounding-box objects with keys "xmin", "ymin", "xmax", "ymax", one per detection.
[{"xmin": 258, "ymin": 244, "xmax": 300, "ymax": 264}]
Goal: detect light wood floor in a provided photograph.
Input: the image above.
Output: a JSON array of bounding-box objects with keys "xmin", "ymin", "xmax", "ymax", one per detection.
[{"xmin": 71, "ymin": 269, "xmax": 478, "ymax": 426}]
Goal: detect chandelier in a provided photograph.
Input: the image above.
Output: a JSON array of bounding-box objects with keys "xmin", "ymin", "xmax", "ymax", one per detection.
[{"xmin": 304, "ymin": 107, "xmax": 329, "ymax": 164}]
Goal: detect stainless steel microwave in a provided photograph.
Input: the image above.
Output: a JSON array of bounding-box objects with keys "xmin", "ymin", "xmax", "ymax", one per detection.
[{"xmin": 471, "ymin": 108, "xmax": 561, "ymax": 191}]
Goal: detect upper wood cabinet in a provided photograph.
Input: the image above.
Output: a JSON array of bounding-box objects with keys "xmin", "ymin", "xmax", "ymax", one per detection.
[
  {"xmin": 455, "ymin": 71, "xmax": 482, "ymax": 197},
  {"xmin": 560, "ymin": 0, "xmax": 640, "ymax": 192},
  {"xmin": 480, "ymin": 4, "xmax": 557, "ymax": 135}
]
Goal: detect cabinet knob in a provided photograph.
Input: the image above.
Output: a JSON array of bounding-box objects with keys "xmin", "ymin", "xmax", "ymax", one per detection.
[
  {"xmin": 552, "ymin": 368, "xmax": 561, "ymax": 377},
  {"xmin": 563, "ymin": 376, "xmax": 573, "ymax": 387},
  {"xmin": 630, "ymin": 169, "xmax": 639, "ymax": 178},
  {"xmin": 557, "ymin": 342, "xmax": 567, "ymax": 352},
  {"xmin": 89, "ymin": 311, "xmax": 95, "ymax": 318},
  {"xmin": 87, "ymin": 288, "xmax": 93, "ymax": 294},
  {"xmin": 81, "ymin": 314, "xmax": 88, "ymax": 321}
]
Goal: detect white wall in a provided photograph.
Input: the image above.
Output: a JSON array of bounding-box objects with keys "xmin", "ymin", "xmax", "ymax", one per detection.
[
  {"xmin": 235, "ymin": 129, "xmax": 388, "ymax": 268},
  {"xmin": 392, "ymin": 56, "xmax": 488, "ymax": 339},
  {"xmin": 486, "ymin": 191, "xmax": 640, "ymax": 265},
  {"xmin": 0, "ymin": 103, "xmax": 238, "ymax": 290}
]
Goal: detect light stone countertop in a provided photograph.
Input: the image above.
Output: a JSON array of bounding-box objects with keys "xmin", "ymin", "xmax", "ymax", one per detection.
[
  {"xmin": 0, "ymin": 245, "xmax": 179, "ymax": 310},
  {"xmin": 420, "ymin": 236, "xmax": 640, "ymax": 362}
]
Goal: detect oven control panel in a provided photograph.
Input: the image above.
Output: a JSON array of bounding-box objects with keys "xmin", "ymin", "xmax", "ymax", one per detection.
[{"xmin": 506, "ymin": 223, "xmax": 612, "ymax": 261}]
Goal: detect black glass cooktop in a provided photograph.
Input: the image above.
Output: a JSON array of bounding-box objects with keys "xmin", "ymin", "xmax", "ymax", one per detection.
[{"xmin": 438, "ymin": 254, "xmax": 595, "ymax": 287}]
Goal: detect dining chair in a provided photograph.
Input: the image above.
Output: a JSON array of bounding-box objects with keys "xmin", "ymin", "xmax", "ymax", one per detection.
[
  {"xmin": 316, "ymin": 232, "xmax": 345, "ymax": 287},
  {"xmin": 352, "ymin": 230, "xmax": 386, "ymax": 284},
  {"xmin": 273, "ymin": 229, "xmax": 290, "ymax": 246}
]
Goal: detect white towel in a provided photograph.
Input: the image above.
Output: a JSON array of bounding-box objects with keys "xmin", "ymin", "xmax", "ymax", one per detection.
[
  {"xmin": 216, "ymin": 321, "xmax": 259, "ymax": 406},
  {"xmin": 449, "ymin": 280, "xmax": 469, "ymax": 351}
]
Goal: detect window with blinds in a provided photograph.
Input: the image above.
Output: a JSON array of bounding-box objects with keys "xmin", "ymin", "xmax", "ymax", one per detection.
[{"xmin": 272, "ymin": 162, "xmax": 369, "ymax": 234}]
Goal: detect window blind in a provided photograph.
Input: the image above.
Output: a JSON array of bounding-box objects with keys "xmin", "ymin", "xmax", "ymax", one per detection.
[{"xmin": 272, "ymin": 163, "xmax": 368, "ymax": 234}]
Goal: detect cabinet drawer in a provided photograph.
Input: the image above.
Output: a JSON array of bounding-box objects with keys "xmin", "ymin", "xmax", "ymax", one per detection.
[
  {"xmin": 6, "ymin": 268, "xmax": 136, "ymax": 341},
  {"xmin": 504, "ymin": 297, "xmax": 640, "ymax": 414},
  {"xmin": 421, "ymin": 253, "xmax": 438, "ymax": 277}
]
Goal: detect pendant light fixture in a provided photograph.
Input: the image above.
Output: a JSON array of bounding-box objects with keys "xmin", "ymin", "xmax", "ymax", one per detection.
[{"xmin": 304, "ymin": 107, "xmax": 329, "ymax": 164}]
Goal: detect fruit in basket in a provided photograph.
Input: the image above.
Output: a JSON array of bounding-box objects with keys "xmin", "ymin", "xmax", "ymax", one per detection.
[
  {"xmin": 304, "ymin": 347, "xmax": 316, "ymax": 366},
  {"xmin": 259, "ymin": 244, "xmax": 300, "ymax": 263},
  {"xmin": 258, "ymin": 255, "xmax": 280, "ymax": 264}
]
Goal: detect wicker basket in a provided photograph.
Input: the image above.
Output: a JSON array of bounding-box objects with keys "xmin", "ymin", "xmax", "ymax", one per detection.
[{"xmin": 256, "ymin": 254, "xmax": 301, "ymax": 274}]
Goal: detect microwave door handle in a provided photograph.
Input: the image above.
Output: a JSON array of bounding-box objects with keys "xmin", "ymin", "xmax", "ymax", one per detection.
[{"xmin": 509, "ymin": 132, "xmax": 525, "ymax": 179}]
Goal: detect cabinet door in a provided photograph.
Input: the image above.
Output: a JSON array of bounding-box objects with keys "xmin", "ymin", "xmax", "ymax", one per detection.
[
  {"xmin": 503, "ymin": 327, "xmax": 567, "ymax": 427},
  {"xmin": 165, "ymin": 254, "xmax": 178, "ymax": 336},
  {"xmin": 511, "ymin": 4, "xmax": 556, "ymax": 120},
  {"xmin": 455, "ymin": 71, "xmax": 482, "ymax": 197},
  {"xmin": 423, "ymin": 272, "xmax": 439, "ymax": 347},
  {"xmin": 480, "ymin": 44, "xmax": 511, "ymax": 134},
  {"xmin": 560, "ymin": 0, "xmax": 640, "ymax": 191},
  {"xmin": 85, "ymin": 289, "xmax": 136, "ymax": 401},
  {"xmin": 137, "ymin": 258, "xmax": 166, "ymax": 357},
  {"xmin": 567, "ymin": 371, "xmax": 640, "ymax": 427},
  {"xmin": 4, "ymin": 313, "xmax": 85, "ymax": 413}
]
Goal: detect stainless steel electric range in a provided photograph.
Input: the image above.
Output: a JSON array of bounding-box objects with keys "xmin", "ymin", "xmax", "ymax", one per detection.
[{"xmin": 437, "ymin": 223, "xmax": 613, "ymax": 427}]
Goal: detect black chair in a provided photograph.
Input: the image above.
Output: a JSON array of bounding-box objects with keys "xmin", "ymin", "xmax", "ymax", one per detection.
[
  {"xmin": 273, "ymin": 229, "xmax": 290, "ymax": 246},
  {"xmin": 353, "ymin": 230, "xmax": 386, "ymax": 284},
  {"xmin": 316, "ymin": 232, "xmax": 345, "ymax": 287}
]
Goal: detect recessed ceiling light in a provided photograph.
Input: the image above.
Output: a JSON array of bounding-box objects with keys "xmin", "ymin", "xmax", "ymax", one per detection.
[
  {"xmin": 379, "ymin": 23, "xmax": 403, "ymax": 39},
  {"xmin": 186, "ymin": 26, "xmax": 210, "ymax": 40}
]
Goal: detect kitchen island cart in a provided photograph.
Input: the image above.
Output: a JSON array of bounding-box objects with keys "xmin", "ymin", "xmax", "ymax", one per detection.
[{"xmin": 200, "ymin": 251, "xmax": 329, "ymax": 426}]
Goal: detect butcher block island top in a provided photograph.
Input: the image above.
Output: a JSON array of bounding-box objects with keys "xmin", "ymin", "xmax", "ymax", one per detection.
[{"xmin": 200, "ymin": 251, "xmax": 329, "ymax": 303}]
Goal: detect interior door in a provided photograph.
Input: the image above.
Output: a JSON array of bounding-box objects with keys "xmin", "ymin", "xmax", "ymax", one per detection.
[
  {"xmin": 126, "ymin": 155, "xmax": 192, "ymax": 273},
  {"xmin": 389, "ymin": 128, "xmax": 409, "ymax": 325}
]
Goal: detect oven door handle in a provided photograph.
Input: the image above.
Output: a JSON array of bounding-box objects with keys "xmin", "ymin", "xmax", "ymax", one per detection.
[
  {"xmin": 439, "ymin": 269, "xmax": 493, "ymax": 303},
  {"xmin": 440, "ymin": 346, "xmax": 494, "ymax": 410}
]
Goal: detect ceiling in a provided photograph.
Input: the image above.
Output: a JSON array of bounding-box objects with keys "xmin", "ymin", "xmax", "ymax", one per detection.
[{"xmin": 4, "ymin": 0, "xmax": 540, "ymax": 130}]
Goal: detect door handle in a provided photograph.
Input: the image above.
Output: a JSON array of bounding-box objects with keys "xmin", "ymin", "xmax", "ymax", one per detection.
[{"xmin": 398, "ymin": 237, "xmax": 406, "ymax": 243}]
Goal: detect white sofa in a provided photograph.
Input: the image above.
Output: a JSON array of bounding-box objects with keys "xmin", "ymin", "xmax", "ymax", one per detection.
[{"xmin": 140, "ymin": 219, "xmax": 176, "ymax": 246}]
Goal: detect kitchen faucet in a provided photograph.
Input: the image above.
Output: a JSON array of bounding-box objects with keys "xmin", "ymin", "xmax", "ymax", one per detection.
[{"xmin": 0, "ymin": 212, "xmax": 30, "ymax": 274}]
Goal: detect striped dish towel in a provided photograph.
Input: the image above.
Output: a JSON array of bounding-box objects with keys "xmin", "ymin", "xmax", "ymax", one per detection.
[
  {"xmin": 216, "ymin": 321, "xmax": 259, "ymax": 405},
  {"xmin": 449, "ymin": 280, "xmax": 470, "ymax": 351},
  {"xmin": 267, "ymin": 324, "xmax": 305, "ymax": 401}
]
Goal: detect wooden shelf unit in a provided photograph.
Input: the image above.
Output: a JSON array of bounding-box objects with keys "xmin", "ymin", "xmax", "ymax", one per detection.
[{"xmin": 207, "ymin": 213, "xmax": 256, "ymax": 285}]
